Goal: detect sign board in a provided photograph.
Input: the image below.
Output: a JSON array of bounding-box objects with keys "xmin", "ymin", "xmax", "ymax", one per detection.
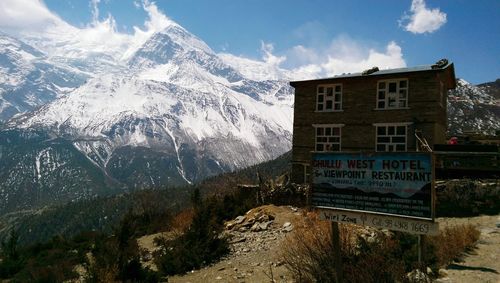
[
  {"xmin": 318, "ymin": 209, "xmax": 439, "ymax": 235},
  {"xmin": 312, "ymin": 152, "xmax": 434, "ymax": 220}
]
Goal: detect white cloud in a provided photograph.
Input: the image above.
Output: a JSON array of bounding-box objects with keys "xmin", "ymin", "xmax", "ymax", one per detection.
[
  {"xmin": 320, "ymin": 40, "xmax": 406, "ymax": 76},
  {"xmin": 219, "ymin": 42, "xmax": 292, "ymax": 81},
  {"xmin": 221, "ymin": 36, "xmax": 407, "ymax": 81},
  {"xmin": 141, "ymin": 0, "xmax": 175, "ymax": 32},
  {"xmin": 0, "ymin": 0, "xmax": 68, "ymax": 32},
  {"xmin": 401, "ymin": 0, "xmax": 447, "ymax": 34},
  {"xmin": 290, "ymin": 37, "xmax": 406, "ymax": 78},
  {"xmin": 90, "ymin": 0, "xmax": 101, "ymax": 24},
  {"xmin": 260, "ymin": 42, "xmax": 286, "ymax": 69},
  {"xmin": 0, "ymin": 0, "xmax": 407, "ymax": 82},
  {"xmin": 0, "ymin": 0, "xmax": 174, "ymax": 62}
]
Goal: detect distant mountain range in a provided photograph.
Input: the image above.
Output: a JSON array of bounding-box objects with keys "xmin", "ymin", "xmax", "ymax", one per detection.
[
  {"xmin": 0, "ymin": 19, "xmax": 498, "ymax": 215},
  {"xmin": 0, "ymin": 21, "xmax": 293, "ymax": 214}
]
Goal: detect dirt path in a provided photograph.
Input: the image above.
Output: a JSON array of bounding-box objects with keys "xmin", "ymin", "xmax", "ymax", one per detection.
[
  {"xmin": 436, "ymin": 214, "xmax": 500, "ymax": 283},
  {"xmin": 168, "ymin": 205, "xmax": 300, "ymax": 283}
]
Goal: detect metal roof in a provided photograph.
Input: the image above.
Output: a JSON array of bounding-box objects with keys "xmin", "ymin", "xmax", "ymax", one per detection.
[{"xmin": 290, "ymin": 61, "xmax": 453, "ymax": 84}]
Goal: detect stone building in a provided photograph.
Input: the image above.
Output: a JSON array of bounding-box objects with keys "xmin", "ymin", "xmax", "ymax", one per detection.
[{"xmin": 290, "ymin": 60, "xmax": 456, "ymax": 183}]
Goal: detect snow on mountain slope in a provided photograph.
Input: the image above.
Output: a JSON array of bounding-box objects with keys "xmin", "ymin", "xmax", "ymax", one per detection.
[
  {"xmin": 448, "ymin": 79, "xmax": 499, "ymax": 135},
  {"xmin": 0, "ymin": 33, "xmax": 88, "ymax": 120},
  {"xmin": 218, "ymin": 52, "xmax": 294, "ymax": 82},
  {"xmin": 8, "ymin": 22, "xmax": 294, "ymax": 187},
  {"xmin": 478, "ymin": 79, "xmax": 500, "ymax": 101},
  {"xmin": 0, "ymin": 129, "xmax": 118, "ymax": 214}
]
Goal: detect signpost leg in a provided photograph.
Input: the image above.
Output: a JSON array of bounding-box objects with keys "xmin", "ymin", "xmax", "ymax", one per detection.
[
  {"xmin": 418, "ymin": 234, "xmax": 422, "ymax": 264},
  {"xmin": 418, "ymin": 235, "xmax": 426, "ymax": 268},
  {"xmin": 331, "ymin": 222, "xmax": 343, "ymax": 283}
]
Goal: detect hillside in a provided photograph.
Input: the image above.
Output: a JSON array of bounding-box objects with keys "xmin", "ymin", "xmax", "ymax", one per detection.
[
  {"xmin": 448, "ymin": 78, "xmax": 500, "ymax": 135},
  {"xmin": 0, "ymin": 151, "xmax": 291, "ymax": 245},
  {"xmin": 478, "ymin": 79, "xmax": 500, "ymax": 100}
]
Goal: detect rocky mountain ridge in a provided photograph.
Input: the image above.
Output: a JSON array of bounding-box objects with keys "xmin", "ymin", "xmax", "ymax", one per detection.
[
  {"xmin": 478, "ymin": 79, "xmax": 500, "ymax": 100},
  {"xmin": 448, "ymin": 78, "xmax": 499, "ymax": 135}
]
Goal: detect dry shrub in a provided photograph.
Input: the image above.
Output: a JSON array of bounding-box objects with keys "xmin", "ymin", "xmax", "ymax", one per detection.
[
  {"xmin": 281, "ymin": 211, "xmax": 406, "ymax": 283},
  {"xmin": 87, "ymin": 264, "xmax": 119, "ymax": 283},
  {"xmin": 170, "ymin": 208, "xmax": 194, "ymax": 234},
  {"xmin": 280, "ymin": 211, "xmax": 336, "ymax": 282},
  {"xmin": 428, "ymin": 224, "xmax": 480, "ymax": 266},
  {"xmin": 281, "ymin": 211, "xmax": 481, "ymax": 282}
]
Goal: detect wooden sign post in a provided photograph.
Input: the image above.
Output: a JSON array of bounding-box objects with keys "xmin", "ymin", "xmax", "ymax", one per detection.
[{"xmin": 331, "ymin": 221, "xmax": 343, "ymax": 283}]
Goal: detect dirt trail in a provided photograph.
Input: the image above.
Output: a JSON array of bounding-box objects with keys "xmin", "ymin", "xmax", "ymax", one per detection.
[
  {"xmin": 168, "ymin": 205, "xmax": 300, "ymax": 283},
  {"xmin": 436, "ymin": 215, "xmax": 500, "ymax": 283}
]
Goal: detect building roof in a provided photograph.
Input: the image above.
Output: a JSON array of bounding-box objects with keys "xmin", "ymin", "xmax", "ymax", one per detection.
[{"xmin": 290, "ymin": 60, "xmax": 455, "ymax": 85}]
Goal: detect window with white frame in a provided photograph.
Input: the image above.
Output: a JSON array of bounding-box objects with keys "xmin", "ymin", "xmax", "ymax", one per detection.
[
  {"xmin": 375, "ymin": 124, "xmax": 407, "ymax": 152},
  {"xmin": 376, "ymin": 79, "xmax": 408, "ymax": 109},
  {"xmin": 315, "ymin": 125, "xmax": 341, "ymax": 152},
  {"xmin": 317, "ymin": 84, "xmax": 342, "ymax": 111}
]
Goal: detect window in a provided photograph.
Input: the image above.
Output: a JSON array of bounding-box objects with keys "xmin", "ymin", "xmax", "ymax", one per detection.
[
  {"xmin": 376, "ymin": 79, "xmax": 408, "ymax": 109},
  {"xmin": 317, "ymin": 84, "xmax": 342, "ymax": 111},
  {"xmin": 314, "ymin": 125, "xmax": 342, "ymax": 152},
  {"xmin": 375, "ymin": 124, "xmax": 407, "ymax": 152}
]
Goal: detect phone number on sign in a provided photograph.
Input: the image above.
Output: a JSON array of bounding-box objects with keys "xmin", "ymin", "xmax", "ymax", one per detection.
[{"xmin": 371, "ymin": 217, "xmax": 430, "ymax": 234}]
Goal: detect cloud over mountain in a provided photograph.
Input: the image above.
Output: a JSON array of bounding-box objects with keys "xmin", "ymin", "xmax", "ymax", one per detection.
[
  {"xmin": 220, "ymin": 36, "xmax": 406, "ymax": 81},
  {"xmin": 0, "ymin": 0, "xmax": 408, "ymax": 81}
]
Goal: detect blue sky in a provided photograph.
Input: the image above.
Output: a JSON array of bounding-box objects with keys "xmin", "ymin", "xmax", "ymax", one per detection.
[{"xmin": 2, "ymin": 0, "xmax": 499, "ymax": 83}]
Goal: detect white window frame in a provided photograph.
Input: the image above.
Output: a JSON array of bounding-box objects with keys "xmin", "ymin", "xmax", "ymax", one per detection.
[
  {"xmin": 376, "ymin": 79, "xmax": 409, "ymax": 109},
  {"xmin": 373, "ymin": 122, "xmax": 412, "ymax": 152},
  {"xmin": 316, "ymin": 84, "xmax": 342, "ymax": 112},
  {"xmin": 313, "ymin": 124, "xmax": 344, "ymax": 152}
]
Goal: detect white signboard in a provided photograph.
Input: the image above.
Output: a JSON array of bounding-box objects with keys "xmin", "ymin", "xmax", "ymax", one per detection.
[{"xmin": 318, "ymin": 209, "xmax": 439, "ymax": 235}]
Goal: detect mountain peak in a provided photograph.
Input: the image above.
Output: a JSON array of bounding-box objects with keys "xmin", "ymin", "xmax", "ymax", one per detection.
[
  {"xmin": 457, "ymin": 78, "xmax": 471, "ymax": 86},
  {"xmin": 159, "ymin": 24, "xmax": 212, "ymax": 53},
  {"xmin": 128, "ymin": 23, "xmax": 213, "ymax": 68}
]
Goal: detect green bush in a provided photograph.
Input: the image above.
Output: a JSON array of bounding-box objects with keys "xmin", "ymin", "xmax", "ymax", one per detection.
[
  {"xmin": 86, "ymin": 212, "xmax": 159, "ymax": 282},
  {"xmin": 0, "ymin": 231, "xmax": 87, "ymax": 282},
  {"xmin": 154, "ymin": 188, "xmax": 230, "ymax": 275},
  {"xmin": 437, "ymin": 180, "xmax": 500, "ymax": 216},
  {"xmin": 0, "ymin": 231, "xmax": 24, "ymax": 278}
]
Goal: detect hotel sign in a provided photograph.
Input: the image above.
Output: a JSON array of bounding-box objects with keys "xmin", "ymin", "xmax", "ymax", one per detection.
[{"xmin": 312, "ymin": 152, "xmax": 434, "ymax": 220}]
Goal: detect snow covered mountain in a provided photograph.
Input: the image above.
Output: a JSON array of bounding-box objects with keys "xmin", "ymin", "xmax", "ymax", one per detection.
[
  {"xmin": 448, "ymin": 79, "xmax": 499, "ymax": 135},
  {"xmin": 0, "ymin": 33, "xmax": 87, "ymax": 120},
  {"xmin": 0, "ymin": 20, "xmax": 293, "ymax": 213}
]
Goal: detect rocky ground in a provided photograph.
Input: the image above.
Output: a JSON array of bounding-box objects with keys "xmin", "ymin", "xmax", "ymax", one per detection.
[
  {"xmin": 164, "ymin": 205, "xmax": 300, "ymax": 283},
  {"xmin": 137, "ymin": 205, "xmax": 499, "ymax": 283}
]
